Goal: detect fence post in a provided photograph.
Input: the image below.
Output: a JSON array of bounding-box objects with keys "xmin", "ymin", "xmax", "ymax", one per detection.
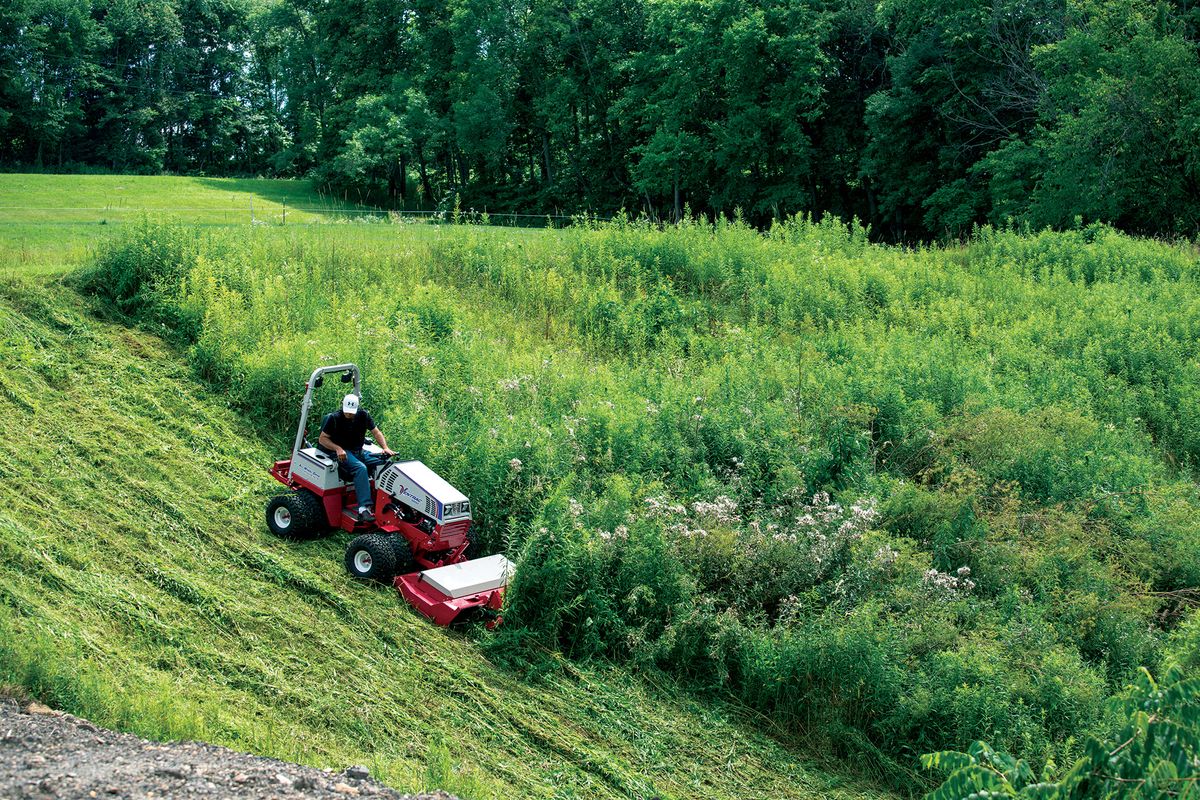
[{"xmin": 282, "ymin": 202, "xmax": 286, "ymax": 226}]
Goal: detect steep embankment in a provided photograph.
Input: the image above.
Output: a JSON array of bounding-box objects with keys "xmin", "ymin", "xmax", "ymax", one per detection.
[{"xmin": 0, "ymin": 278, "xmax": 885, "ymax": 800}]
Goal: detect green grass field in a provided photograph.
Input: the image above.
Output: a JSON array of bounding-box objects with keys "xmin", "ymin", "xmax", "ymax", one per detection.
[
  {"xmin": 0, "ymin": 174, "xmax": 369, "ymax": 223},
  {"xmin": 0, "ymin": 174, "xmax": 889, "ymax": 799},
  {"xmin": 0, "ymin": 174, "xmax": 383, "ymax": 277},
  {"xmin": 0, "ymin": 174, "xmax": 551, "ymax": 277}
]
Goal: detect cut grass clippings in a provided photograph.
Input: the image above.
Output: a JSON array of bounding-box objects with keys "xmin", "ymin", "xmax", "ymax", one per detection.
[{"xmin": 0, "ymin": 277, "xmax": 887, "ymax": 800}]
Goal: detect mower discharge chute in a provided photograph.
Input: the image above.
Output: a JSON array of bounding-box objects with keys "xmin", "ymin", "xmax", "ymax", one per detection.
[{"xmin": 265, "ymin": 363, "xmax": 513, "ymax": 627}]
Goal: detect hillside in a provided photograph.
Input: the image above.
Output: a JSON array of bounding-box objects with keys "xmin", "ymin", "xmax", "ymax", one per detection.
[
  {"xmin": 5, "ymin": 173, "xmax": 1200, "ymax": 797},
  {"xmin": 0, "ymin": 276, "xmax": 884, "ymax": 800},
  {"xmin": 71, "ymin": 203, "xmax": 1200, "ymax": 781}
]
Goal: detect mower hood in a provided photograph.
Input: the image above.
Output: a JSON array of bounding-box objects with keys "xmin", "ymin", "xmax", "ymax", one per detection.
[{"xmin": 376, "ymin": 460, "xmax": 471, "ymax": 523}]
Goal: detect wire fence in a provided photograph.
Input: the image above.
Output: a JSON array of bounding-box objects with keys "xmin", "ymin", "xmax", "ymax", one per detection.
[{"xmin": 0, "ymin": 203, "xmax": 588, "ymax": 229}]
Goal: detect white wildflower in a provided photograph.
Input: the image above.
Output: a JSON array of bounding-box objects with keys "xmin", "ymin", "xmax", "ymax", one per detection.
[
  {"xmin": 923, "ymin": 567, "xmax": 976, "ymax": 597},
  {"xmin": 691, "ymin": 495, "xmax": 740, "ymax": 525},
  {"xmin": 873, "ymin": 545, "xmax": 899, "ymax": 567}
]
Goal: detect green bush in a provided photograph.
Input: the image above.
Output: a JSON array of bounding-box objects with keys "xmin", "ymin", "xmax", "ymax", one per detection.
[
  {"xmin": 921, "ymin": 611, "xmax": 1200, "ymax": 800},
  {"xmin": 77, "ymin": 219, "xmax": 203, "ymax": 340}
]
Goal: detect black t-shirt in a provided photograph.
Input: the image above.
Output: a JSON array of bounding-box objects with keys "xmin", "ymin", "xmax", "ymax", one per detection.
[{"xmin": 320, "ymin": 409, "xmax": 376, "ymax": 452}]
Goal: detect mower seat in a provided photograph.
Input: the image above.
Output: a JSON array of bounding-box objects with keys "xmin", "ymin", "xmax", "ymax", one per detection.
[
  {"xmin": 313, "ymin": 446, "xmax": 385, "ymax": 483},
  {"xmin": 309, "ymin": 447, "xmax": 353, "ymax": 484}
]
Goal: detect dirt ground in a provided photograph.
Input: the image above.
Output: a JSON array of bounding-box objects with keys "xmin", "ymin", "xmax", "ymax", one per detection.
[{"xmin": 0, "ymin": 698, "xmax": 456, "ymax": 800}]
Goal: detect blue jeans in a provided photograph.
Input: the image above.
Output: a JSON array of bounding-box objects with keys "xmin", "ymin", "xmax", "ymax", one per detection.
[{"xmin": 342, "ymin": 449, "xmax": 385, "ymax": 510}]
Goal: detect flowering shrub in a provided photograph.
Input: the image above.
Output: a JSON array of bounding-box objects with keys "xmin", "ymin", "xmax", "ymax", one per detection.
[{"xmin": 922, "ymin": 567, "xmax": 976, "ymax": 597}]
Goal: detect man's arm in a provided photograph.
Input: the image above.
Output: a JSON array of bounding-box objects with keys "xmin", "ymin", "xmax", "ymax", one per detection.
[
  {"xmin": 318, "ymin": 431, "xmax": 347, "ymax": 461},
  {"xmin": 370, "ymin": 427, "xmax": 395, "ymax": 456}
]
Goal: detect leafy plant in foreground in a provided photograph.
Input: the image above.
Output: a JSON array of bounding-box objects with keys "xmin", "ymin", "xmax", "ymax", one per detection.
[{"xmin": 922, "ymin": 618, "xmax": 1200, "ymax": 800}]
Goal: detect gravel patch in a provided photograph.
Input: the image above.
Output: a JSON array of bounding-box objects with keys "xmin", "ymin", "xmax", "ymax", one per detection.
[{"xmin": 0, "ymin": 698, "xmax": 456, "ymax": 800}]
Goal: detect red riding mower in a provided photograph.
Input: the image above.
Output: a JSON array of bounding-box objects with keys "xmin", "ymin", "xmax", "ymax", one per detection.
[{"xmin": 265, "ymin": 363, "xmax": 511, "ymax": 626}]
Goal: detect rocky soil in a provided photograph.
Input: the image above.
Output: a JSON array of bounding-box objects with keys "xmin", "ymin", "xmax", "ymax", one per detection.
[{"xmin": 0, "ymin": 698, "xmax": 456, "ymax": 800}]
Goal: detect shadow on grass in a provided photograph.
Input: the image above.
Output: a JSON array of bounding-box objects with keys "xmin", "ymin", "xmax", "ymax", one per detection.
[{"xmin": 191, "ymin": 177, "xmax": 379, "ymax": 212}]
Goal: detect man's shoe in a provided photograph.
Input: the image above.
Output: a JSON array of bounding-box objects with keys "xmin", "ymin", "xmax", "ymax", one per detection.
[{"xmin": 359, "ymin": 508, "xmax": 376, "ymax": 523}]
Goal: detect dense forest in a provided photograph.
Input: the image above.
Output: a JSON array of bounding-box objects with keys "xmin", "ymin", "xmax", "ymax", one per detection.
[{"xmin": 3, "ymin": 0, "xmax": 1199, "ymax": 238}]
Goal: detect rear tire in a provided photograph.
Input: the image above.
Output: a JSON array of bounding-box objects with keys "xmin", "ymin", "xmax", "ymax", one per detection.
[
  {"xmin": 266, "ymin": 491, "xmax": 325, "ymax": 540},
  {"xmin": 345, "ymin": 534, "xmax": 398, "ymax": 582}
]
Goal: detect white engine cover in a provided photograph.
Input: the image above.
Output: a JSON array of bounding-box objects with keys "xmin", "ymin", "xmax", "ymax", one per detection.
[
  {"xmin": 375, "ymin": 460, "xmax": 471, "ymax": 524},
  {"xmin": 291, "ymin": 447, "xmax": 340, "ymax": 489}
]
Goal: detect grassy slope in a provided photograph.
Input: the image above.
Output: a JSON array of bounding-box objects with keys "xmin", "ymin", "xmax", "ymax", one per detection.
[{"xmin": 0, "ymin": 277, "xmax": 885, "ymax": 800}]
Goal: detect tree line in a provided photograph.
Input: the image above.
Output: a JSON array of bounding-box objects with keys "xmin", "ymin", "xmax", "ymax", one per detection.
[{"xmin": 3, "ymin": 0, "xmax": 1199, "ymax": 239}]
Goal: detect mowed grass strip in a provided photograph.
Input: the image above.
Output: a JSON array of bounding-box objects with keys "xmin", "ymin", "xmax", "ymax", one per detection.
[
  {"xmin": 0, "ymin": 279, "xmax": 885, "ymax": 800},
  {"xmin": 0, "ymin": 174, "xmax": 370, "ymax": 223}
]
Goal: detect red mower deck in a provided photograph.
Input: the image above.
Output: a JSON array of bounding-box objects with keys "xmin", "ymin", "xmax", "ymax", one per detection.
[{"xmin": 396, "ymin": 555, "xmax": 512, "ymax": 627}]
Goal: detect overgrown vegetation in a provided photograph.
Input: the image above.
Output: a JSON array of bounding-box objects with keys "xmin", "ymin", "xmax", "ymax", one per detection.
[
  {"xmin": 922, "ymin": 615, "xmax": 1200, "ymax": 799},
  {"xmin": 79, "ymin": 216, "xmax": 1200, "ymax": 784},
  {"xmin": 0, "ymin": 278, "xmax": 878, "ymax": 800}
]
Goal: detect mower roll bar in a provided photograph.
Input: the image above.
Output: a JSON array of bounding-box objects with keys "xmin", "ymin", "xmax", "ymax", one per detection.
[{"xmin": 287, "ymin": 363, "xmax": 362, "ymax": 482}]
